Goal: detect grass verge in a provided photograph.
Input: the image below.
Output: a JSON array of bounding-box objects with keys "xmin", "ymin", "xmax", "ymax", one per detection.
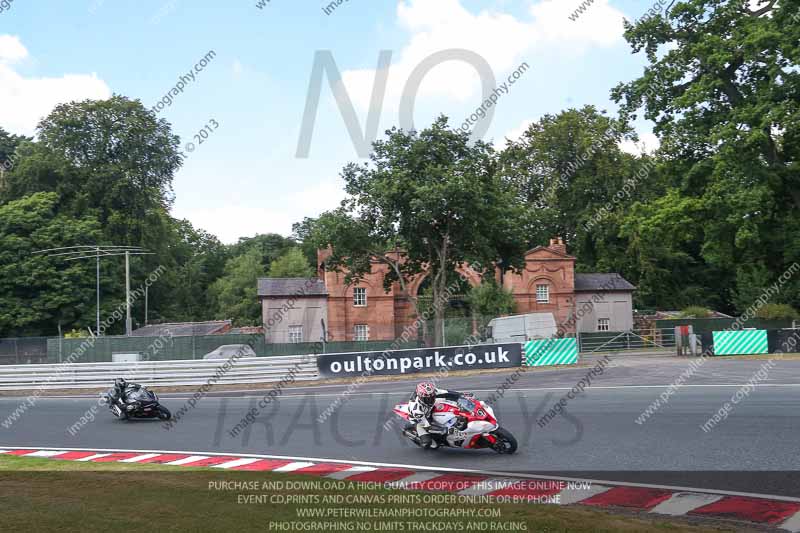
[{"xmin": 0, "ymin": 455, "xmax": 740, "ymax": 533}]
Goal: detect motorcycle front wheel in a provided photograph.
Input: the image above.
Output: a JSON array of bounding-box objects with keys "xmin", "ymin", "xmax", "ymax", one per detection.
[
  {"xmin": 490, "ymin": 427, "xmax": 517, "ymax": 454},
  {"xmin": 112, "ymin": 404, "xmax": 128, "ymax": 421}
]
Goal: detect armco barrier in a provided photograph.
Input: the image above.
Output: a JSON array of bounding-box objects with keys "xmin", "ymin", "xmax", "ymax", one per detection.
[
  {"xmin": 524, "ymin": 338, "xmax": 578, "ymax": 366},
  {"xmin": 712, "ymin": 330, "xmax": 768, "ymax": 355},
  {"xmin": 0, "ymin": 355, "xmax": 318, "ymax": 391}
]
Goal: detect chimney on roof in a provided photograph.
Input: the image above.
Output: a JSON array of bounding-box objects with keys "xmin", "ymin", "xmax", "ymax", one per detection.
[
  {"xmin": 549, "ymin": 236, "xmax": 566, "ymax": 255},
  {"xmin": 317, "ymin": 247, "xmax": 332, "ymax": 278}
]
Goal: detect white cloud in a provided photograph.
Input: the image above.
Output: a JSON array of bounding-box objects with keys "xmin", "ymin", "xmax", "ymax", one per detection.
[
  {"xmin": 0, "ymin": 35, "xmax": 112, "ymax": 136},
  {"xmin": 495, "ymin": 118, "xmax": 536, "ymax": 149},
  {"xmin": 232, "ymin": 59, "xmax": 244, "ymax": 78},
  {"xmin": 0, "ymin": 35, "xmax": 28, "ymax": 63},
  {"xmin": 173, "ymin": 180, "xmax": 346, "ymax": 243},
  {"xmin": 619, "ymin": 132, "xmax": 660, "ymax": 155},
  {"xmin": 340, "ymin": 0, "xmax": 625, "ymax": 112},
  {"xmin": 497, "ymin": 120, "xmax": 661, "ymax": 156}
]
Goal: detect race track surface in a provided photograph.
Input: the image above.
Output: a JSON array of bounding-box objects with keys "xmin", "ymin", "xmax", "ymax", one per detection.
[{"xmin": 2, "ymin": 355, "xmax": 799, "ymax": 497}]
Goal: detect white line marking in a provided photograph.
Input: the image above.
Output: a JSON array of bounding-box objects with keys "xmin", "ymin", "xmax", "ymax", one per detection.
[
  {"xmin": 212, "ymin": 458, "xmax": 262, "ymax": 469},
  {"xmin": 272, "ymin": 462, "xmax": 315, "ymax": 472},
  {"xmin": 3, "ymin": 445, "xmax": 798, "ymax": 504},
  {"xmin": 558, "ymin": 485, "xmax": 612, "ymax": 505},
  {"xmin": 119, "ymin": 453, "xmax": 162, "ymax": 463},
  {"xmin": 781, "ymin": 510, "xmax": 800, "ymax": 532},
  {"xmin": 327, "ymin": 466, "xmax": 376, "ymax": 479},
  {"xmin": 76, "ymin": 453, "xmax": 110, "ymax": 462},
  {"xmin": 650, "ymin": 492, "xmax": 723, "ymax": 516},
  {"xmin": 386, "ymin": 472, "xmax": 442, "ymax": 487},
  {"xmin": 25, "ymin": 450, "xmax": 67, "ymax": 458},
  {"xmin": 458, "ymin": 477, "xmax": 517, "ymax": 496},
  {"xmin": 165, "ymin": 455, "xmax": 210, "ymax": 466}
]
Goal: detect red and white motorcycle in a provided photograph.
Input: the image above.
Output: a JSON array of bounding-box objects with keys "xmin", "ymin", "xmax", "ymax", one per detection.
[{"xmin": 393, "ymin": 394, "xmax": 517, "ymax": 454}]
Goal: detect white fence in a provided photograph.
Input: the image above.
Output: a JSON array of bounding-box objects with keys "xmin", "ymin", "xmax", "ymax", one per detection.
[{"xmin": 0, "ymin": 355, "xmax": 319, "ymax": 391}]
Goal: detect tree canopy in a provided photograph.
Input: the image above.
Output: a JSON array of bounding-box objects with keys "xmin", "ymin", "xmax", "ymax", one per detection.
[
  {"xmin": 611, "ymin": 0, "xmax": 800, "ymax": 312},
  {"xmin": 308, "ymin": 116, "xmax": 528, "ymax": 343},
  {"xmin": 1, "ymin": 1, "xmax": 798, "ymax": 335},
  {"xmin": 269, "ymin": 247, "xmax": 315, "ymax": 278}
]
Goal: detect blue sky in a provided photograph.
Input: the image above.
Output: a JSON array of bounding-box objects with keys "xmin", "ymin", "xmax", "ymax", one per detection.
[{"xmin": 0, "ymin": 0, "xmax": 659, "ymax": 243}]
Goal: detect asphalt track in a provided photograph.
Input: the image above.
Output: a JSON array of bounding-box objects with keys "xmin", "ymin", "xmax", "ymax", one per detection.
[{"xmin": 2, "ymin": 355, "xmax": 799, "ymax": 497}]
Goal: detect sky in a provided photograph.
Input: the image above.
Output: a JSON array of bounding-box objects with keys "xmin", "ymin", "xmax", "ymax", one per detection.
[{"xmin": 0, "ymin": 0, "xmax": 661, "ymax": 244}]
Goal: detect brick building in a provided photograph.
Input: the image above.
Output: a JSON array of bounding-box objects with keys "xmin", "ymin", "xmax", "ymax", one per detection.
[{"xmin": 257, "ymin": 238, "xmax": 635, "ymax": 343}]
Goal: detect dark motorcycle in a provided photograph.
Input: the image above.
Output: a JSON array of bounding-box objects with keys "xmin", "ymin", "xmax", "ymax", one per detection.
[{"xmin": 104, "ymin": 385, "xmax": 171, "ymax": 421}]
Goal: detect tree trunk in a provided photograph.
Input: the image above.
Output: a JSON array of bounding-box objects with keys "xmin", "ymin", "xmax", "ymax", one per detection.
[{"xmin": 431, "ymin": 240, "xmax": 449, "ymax": 347}]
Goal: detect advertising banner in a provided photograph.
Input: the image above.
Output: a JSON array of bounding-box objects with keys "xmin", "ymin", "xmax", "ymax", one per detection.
[
  {"xmin": 524, "ymin": 338, "xmax": 579, "ymax": 366},
  {"xmin": 316, "ymin": 343, "xmax": 522, "ymax": 378}
]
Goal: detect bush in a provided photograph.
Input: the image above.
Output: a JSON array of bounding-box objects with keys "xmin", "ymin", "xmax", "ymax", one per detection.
[
  {"xmin": 64, "ymin": 328, "xmax": 89, "ymax": 338},
  {"xmin": 467, "ymin": 281, "xmax": 516, "ymax": 319},
  {"xmin": 678, "ymin": 306, "xmax": 712, "ymax": 318},
  {"xmin": 754, "ymin": 303, "xmax": 799, "ymax": 321}
]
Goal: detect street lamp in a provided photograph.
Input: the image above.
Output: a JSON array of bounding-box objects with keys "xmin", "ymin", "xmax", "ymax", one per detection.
[{"xmin": 32, "ymin": 245, "xmax": 154, "ymax": 336}]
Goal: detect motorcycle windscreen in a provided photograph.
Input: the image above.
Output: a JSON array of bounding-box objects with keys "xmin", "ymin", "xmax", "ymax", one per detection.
[{"xmin": 126, "ymin": 389, "xmax": 156, "ymax": 402}]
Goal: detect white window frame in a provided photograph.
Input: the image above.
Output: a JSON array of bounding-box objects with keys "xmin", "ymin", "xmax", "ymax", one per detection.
[
  {"xmin": 288, "ymin": 325, "xmax": 303, "ymax": 343},
  {"xmin": 597, "ymin": 318, "xmax": 610, "ymax": 332},
  {"xmin": 354, "ymin": 324, "xmax": 369, "ymax": 341},
  {"xmin": 536, "ymin": 284, "xmax": 550, "ymax": 304},
  {"xmin": 353, "ymin": 287, "xmax": 367, "ymax": 307}
]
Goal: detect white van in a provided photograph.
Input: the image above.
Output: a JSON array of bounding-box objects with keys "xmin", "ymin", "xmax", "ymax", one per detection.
[{"xmin": 487, "ymin": 313, "xmax": 556, "ymax": 343}]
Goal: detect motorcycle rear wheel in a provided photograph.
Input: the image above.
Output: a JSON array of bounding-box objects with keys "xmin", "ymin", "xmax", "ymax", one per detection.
[
  {"xmin": 157, "ymin": 406, "xmax": 172, "ymax": 421},
  {"xmin": 491, "ymin": 427, "xmax": 517, "ymax": 454}
]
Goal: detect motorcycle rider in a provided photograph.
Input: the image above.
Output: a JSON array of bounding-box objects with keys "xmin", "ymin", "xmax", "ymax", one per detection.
[
  {"xmin": 408, "ymin": 381, "xmax": 469, "ymax": 449},
  {"xmin": 109, "ymin": 378, "xmax": 141, "ymax": 406}
]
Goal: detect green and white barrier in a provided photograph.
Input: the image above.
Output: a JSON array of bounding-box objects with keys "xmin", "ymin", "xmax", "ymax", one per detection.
[
  {"xmin": 524, "ymin": 338, "xmax": 579, "ymax": 366},
  {"xmin": 712, "ymin": 330, "xmax": 768, "ymax": 355}
]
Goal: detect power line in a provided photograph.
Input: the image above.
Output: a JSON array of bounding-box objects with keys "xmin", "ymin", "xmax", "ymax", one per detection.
[{"xmin": 32, "ymin": 245, "xmax": 154, "ymax": 336}]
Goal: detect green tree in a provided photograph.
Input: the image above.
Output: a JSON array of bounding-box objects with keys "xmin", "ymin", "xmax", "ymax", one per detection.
[
  {"xmin": 467, "ymin": 280, "xmax": 516, "ymax": 330},
  {"xmin": 36, "ymin": 95, "xmax": 182, "ymax": 244},
  {"xmin": 0, "ymin": 127, "xmax": 29, "ymax": 197},
  {"xmin": 209, "ymin": 248, "xmax": 266, "ymax": 326},
  {"xmin": 678, "ymin": 306, "xmax": 712, "ymax": 318},
  {"xmin": 229, "ymin": 233, "xmax": 297, "ymax": 273},
  {"xmin": 498, "ymin": 106, "xmax": 636, "ymax": 246},
  {"xmin": 154, "ymin": 218, "xmax": 228, "ymax": 323},
  {"xmin": 310, "ymin": 116, "xmax": 527, "ymax": 344},
  {"xmin": 618, "ymin": 190, "xmax": 727, "ymax": 309},
  {"xmin": 612, "ymin": 0, "xmax": 800, "ymax": 312},
  {"xmin": 0, "ymin": 127, "xmax": 28, "ymax": 163},
  {"xmin": 0, "ymin": 193, "xmax": 102, "ymax": 336},
  {"xmin": 496, "ymin": 106, "xmax": 660, "ymax": 284},
  {"xmin": 755, "ymin": 303, "xmax": 799, "ymax": 321},
  {"xmin": 9, "ymin": 96, "xmax": 195, "ymax": 329},
  {"xmin": 292, "ymin": 217, "xmax": 321, "ymax": 268},
  {"xmin": 268, "ymin": 247, "xmax": 314, "ymax": 278}
]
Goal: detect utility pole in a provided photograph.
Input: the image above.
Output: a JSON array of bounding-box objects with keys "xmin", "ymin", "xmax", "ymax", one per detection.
[
  {"xmin": 33, "ymin": 245, "xmax": 153, "ymax": 336},
  {"xmin": 125, "ymin": 250, "xmax": 132, "ymax": 336},
  {"xmin": 96, "ymin": 246, "xmax": 100, "ymax": 337}
]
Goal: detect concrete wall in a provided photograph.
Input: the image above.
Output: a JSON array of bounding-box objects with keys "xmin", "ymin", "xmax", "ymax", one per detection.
[
  {"xmin": 574, "ymin": 291, "xmax": 633, "ymax": 333},
  {"xmin": 261, "ymin": 296, "xmax": 328, "ymax": 344}
]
